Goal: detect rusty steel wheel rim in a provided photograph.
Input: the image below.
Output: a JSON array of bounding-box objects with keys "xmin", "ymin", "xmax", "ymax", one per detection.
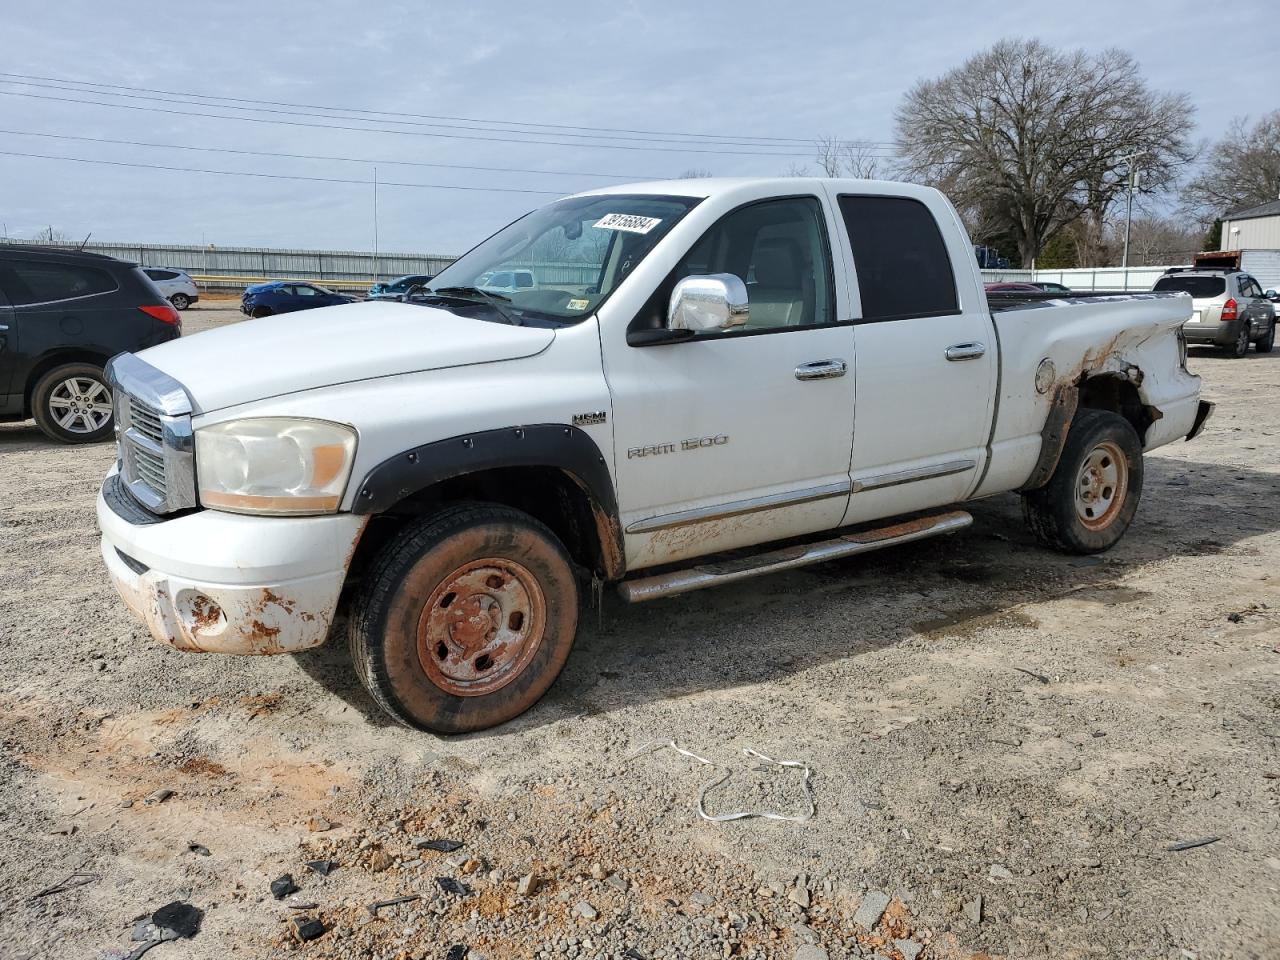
[
  {"xmin": 417, "ymin": 558, "xmax": 546, "ymax": 697},
  {"xmin": 1074, "ymin": 440, "xmax": 1127, "ymax": 530}
]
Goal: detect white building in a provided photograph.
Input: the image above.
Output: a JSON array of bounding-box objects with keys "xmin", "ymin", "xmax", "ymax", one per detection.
[{"xmin": 1221, "ymin": 199, "xmax": 1280, "ymax": 250}]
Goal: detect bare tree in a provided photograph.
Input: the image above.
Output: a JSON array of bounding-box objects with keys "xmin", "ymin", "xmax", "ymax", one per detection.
[
  {"xmin": 895, "ymin": 39, "xmax": 1195, "ymax": 266},
  {"xmin": 1181, "ymin": 111, "xmax": 1280, "ymax": 223},
  {"xmin": 678, "ymin": 168, "xmax": 714, "ymax": 179},
  {"xmin": 1109, "ymin": 215, "xmax": 1201, "ymax": 266},
  {"xmin": 814, "ymin": 136, "xmax": 881, "ymax": 179},
  {"xmin": 814, "ymin": 136, "xmax": 844, "ymax": 177}
]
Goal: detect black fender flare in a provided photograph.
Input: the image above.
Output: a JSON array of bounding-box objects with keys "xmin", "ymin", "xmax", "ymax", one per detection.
[{"xmin": 351, "ymin": 424, "xmax": 624, "ymax": 577}]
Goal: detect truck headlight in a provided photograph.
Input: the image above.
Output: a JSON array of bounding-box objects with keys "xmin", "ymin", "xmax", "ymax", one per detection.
[{"xmin": 195, "ymin": 418, "xmax": 357, "ymax": 515}]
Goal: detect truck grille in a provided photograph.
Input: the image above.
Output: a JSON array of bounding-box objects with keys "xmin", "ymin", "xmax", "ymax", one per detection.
[
  {"xmin": 107, "ymin": 355, "xmax": 197, "ymax": 516},
  {"xmin": 128, "ymin": 400, "xmax": 164, "ymax": 446}
]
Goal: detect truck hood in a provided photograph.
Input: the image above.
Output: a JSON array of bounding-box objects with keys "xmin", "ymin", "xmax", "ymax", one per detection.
[{"xmin": 135, "ymin": 301, "xmax": 555, "ymax": 413}]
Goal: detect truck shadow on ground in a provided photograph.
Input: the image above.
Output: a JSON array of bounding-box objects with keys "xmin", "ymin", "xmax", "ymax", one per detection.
[{"xmin": 293, "ymin": 450, "xmax": 1280, "ymax": 735}]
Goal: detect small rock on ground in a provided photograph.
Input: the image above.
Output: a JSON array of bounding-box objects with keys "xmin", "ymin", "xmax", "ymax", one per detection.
[{"xmin": 853, "ymin": 890, "xmax": 890, "ymax": 929}]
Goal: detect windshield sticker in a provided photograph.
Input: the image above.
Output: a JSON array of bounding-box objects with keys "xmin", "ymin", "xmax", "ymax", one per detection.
[
  {"xmin": 593, "ymin": 213, "xmax": 662, "ymax": 234},
  {"xmin": 567, "ymin": 298, "xmax": 589, "ymax": 310}
]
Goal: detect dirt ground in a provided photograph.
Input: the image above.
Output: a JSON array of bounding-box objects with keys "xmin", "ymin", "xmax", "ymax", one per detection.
[{"xmin": 0, "ymin": 303, "xmax": 1277, "ymax": 960}]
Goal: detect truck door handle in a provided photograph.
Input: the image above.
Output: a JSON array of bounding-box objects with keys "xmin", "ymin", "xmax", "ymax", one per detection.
[
  {"xmin": 945, "ymin": 342, "xmax": 986, "ymax": 361},
  {"xmin": 795, "ymin": 358, "xmax": 847, "ymax": 380}
]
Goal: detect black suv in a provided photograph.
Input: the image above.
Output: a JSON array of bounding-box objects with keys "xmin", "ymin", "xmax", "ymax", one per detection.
[{"xmin": 0, "ymin": 245, "xmax": 182, "ymax": 443}]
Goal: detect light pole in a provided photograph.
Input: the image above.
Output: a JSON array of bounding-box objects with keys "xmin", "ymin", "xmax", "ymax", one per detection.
[
  {"xmin": 1121, "ymin": 151, "xmax": 1146, "ymax": 269},
  {"xmin": 372, "ymin": 165, "xmax": 380, "ymax": 285}
]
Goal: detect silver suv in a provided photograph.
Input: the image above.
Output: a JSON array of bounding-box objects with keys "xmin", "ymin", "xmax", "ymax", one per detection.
[
  {"xmin": 142, "ymin": 267, "xmax": 199, "ymax": 311},
  {"xmin": 1152, "ymin": 269, "xmax": 1276, "ymax": 357}
]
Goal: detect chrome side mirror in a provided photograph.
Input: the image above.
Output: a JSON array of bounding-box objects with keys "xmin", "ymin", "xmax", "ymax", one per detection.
[{"xmin": 668, "ymin": 274, "xmax": 749, "ymax": 333}]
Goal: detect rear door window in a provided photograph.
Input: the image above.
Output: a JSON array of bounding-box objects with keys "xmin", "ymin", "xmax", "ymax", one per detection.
[
  {"xmin": 145, "ymin": 269, "xmax": 179, "ymax": 281},
  {"xmin": 0, "ymin": 260, "xmax": 117, "ymax": 305},
  {"xmin": 837, "ymin": 196, "xmax": 959, "ymax": 322},
  {"xmin": 1153, "ymin": 276, "xmax": 1225, "ymax": 298}
]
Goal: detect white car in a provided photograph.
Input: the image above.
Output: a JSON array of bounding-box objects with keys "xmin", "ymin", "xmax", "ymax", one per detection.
[
  {"xmin": 476, "ymin": 268, "xmax": 535, "ymax": 294},
  {"xmin": 97, "ymin": 177, "xmax": 1210, "ymax": 734},
  {"xmin": 142, "ymin": 267, "xmax": 199, "ymax": 310}
]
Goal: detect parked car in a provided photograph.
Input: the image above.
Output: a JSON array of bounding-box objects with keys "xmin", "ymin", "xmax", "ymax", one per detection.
[
  {"xmin": 240, "ymin": 281, "xmax": 355, "ymax": 317},
  {"xmin": 97, "ymin": 177, "xmax": 1209, "ymax": 733},
  {"xmin": 367, "ymin": 274, "xmax": 434, "ymax": 302},
  {"xmin": 1152, "ymin": 268, "xmax": 1276, "ymax": 357},
  {"xmin": 1029, "ymin": 281, "xmax": 1072, "ymax": 293},
  {"xmin": 476, "ymin": 269, "xmax": 535, "ymax": 294},
  {"xmin": 0, "ymin": 245, "xmax": 180, "ymax": 443},
  {"xmin": 143, "ymin": 267, "xmax": 200, "ymax": 310}
]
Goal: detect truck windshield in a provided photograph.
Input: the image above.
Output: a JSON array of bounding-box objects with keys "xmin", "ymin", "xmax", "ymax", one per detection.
[
  {"xmin": 425, "ymin": 194, "xmax": 700, "ymax": 323},
  {"xmin": 1153, "ymin": 276, "xmax": 1225, "ymax": 298}
]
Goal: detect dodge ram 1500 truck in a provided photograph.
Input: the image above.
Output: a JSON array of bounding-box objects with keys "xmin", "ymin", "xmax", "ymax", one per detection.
[{"xmin": 97, "ymin": 178, "xmax": 1213, "ymax": 733}]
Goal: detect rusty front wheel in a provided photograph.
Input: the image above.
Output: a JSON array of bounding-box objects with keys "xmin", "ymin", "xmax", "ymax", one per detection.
[{"xmin": 349, "ymin": 503, "xmax": 579, "ymax": 733}]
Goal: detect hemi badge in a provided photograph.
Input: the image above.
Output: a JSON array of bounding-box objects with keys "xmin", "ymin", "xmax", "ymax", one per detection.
[{"xmin": 572, "ymin": 411, "xmax": 607, "ymax": 426}]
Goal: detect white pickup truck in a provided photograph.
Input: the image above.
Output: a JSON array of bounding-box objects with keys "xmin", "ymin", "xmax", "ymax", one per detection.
[{"xmin": 97, "ymin": 178, "xmax": 1213, "ymax": 733}]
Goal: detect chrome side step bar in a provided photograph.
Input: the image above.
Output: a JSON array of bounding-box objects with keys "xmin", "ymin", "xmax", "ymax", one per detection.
[{"xmin": 617, "ymin": 510, "xmax": 973, "ymax": 603}]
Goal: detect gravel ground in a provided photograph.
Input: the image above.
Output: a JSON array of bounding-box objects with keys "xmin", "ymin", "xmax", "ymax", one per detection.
[{"xmin": 0, "ymin": 302, "xmax": 1277, "ymax": 960}]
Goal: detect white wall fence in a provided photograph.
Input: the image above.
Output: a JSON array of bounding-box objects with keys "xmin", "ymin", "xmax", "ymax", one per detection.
[
  {"xmin": 4, "ymin": 238, "xmax": 1177, "ymax": 294},
  {"xmin": 980, "ymin": 266, "xmax": 1170, "ymax": 291},
  {"xmin": 1, "ymin": 239, "xmax": 458, "ymax": 292}
]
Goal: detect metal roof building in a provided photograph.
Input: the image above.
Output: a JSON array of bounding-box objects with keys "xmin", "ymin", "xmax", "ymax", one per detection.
[{"xmin": 1222, "ymin": 198, "xmax": 1280, "ymax": 250}]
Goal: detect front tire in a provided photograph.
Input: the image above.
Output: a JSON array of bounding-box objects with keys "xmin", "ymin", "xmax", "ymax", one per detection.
[
  {"xmin": 1022, "ymin": 409, "xmax": 1144, "ymax": 555},
  {"xmin": 31, "ymin": 363, "xmax": 114, "ymax": 444},
  {"xmin": 1255, "ymin": 320, "xmax": 1275, "ymax": 354},
  {"xmin": 349, "ymin": 503, "xmax": 579, "ymax": 733}
]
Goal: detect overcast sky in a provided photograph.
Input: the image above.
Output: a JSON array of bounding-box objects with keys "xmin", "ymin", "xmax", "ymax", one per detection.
[{"xmin": 0, "ymin": 0, "xmax": 1273, "ymax": 255}]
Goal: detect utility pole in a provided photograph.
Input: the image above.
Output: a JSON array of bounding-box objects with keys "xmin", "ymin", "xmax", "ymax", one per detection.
[
  {"xmin": 372, "ymin": 166, "xmax": 380, "ymax": 284},
  {"xmin": 1121, "ymin": 151, "xmax": 1146, "ymax": 269}
]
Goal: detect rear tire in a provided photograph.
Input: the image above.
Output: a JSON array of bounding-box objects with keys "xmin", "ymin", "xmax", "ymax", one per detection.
[
  {"xmin": 31, "ymin": 363, "xmax": 114, "ymax": 444},
  {"xmin": 170, "ymin": 293, "xmax": 190, "ymax": 311},
  {"xmin": 1229, "ymin": 323, "xmax": 1250, "ymax": 358},
  {"xmin": 349, "ymin": 503, "xmax": 579, "ymax": 733},
  {"xmin": 1021, "ymin": 409, "xmax": 1143, "ymax": 555},
  {"xmin": 1255, "ymin": 320, "xmax": 1275, "ymax": 354}
]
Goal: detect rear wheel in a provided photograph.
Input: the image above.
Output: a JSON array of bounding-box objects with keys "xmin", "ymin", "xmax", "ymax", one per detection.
[
  {"xmin": 1255, "ymin": 319, "xmax": 1275, "ymax": 354},
  {"xmin": 1022, "ymin": 409, "xmax": 1143, "ymax": 554},
  {"xmin": 349, "ymin": 503, "xmax": 579, "ymax": 733},
  {"xmin": 1229, "ymin": 322, "xmax": 1250, "ymax": 358},
  {"xmin": 31, "ymin": 363, "xmax": 114, "ymax": 444},
  {"xmin": 170, "ymin": 293, "xmax": 190, "ymax": 311}
]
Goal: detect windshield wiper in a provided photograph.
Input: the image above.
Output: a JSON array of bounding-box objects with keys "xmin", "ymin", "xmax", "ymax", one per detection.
[
  {"xmin": 429, "ymin": 285, "xmax": 512, "ymax": 302},
  {"xmin": 425, "ymin": 285, "xmax": 519, "ymax": 325}
]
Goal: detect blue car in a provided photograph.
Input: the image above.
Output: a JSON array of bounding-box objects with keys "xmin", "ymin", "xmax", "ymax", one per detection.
[{"xmin": 240, "ymin": 281, "xmax": 355, "ymax": 317}]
